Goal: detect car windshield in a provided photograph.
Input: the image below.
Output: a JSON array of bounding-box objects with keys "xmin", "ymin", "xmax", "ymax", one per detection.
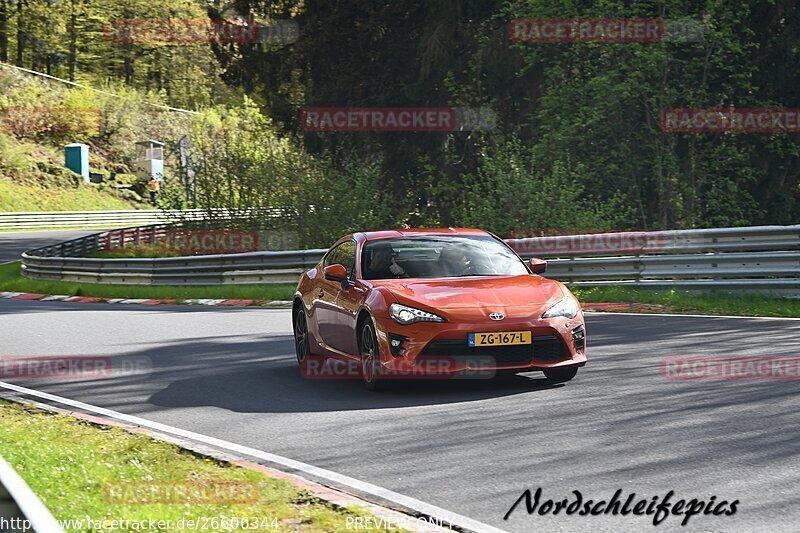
[{"xmin": 361, "ymin": 235, "xmax": 529, "ymax": 280}]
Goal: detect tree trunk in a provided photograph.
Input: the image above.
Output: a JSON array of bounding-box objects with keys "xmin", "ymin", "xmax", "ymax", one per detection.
[
  {"xmin": 123, "ymin": 41, "xmax": 133, "ymax": 84},
  {"xmin": 68, "ymin": 0, "xmax": 78, "ymax": 81},
  {"xmin": 122, "ymin": 6, "xmax": 134, "ymax": 84},
  {"xmin": 15, "ymin": 0, "xmax": 23, "ymax": 66},
  {"xmin": 0, "ymin": 0, "xmax": 8, "ymax": 62}
]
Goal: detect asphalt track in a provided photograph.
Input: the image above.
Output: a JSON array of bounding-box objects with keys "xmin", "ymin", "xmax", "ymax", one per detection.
[
  {"xmin": 0, "ymin": 229, "xmax": 103, "ymax": 263},
  {"xmin": 1, "ymin": 298, "xmax": 799, "ymax": 532}
]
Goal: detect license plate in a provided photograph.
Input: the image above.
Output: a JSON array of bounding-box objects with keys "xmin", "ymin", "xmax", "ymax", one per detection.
[{"xmin": 468, "ymin": 331, "xmax": 532, "ymax": 347}]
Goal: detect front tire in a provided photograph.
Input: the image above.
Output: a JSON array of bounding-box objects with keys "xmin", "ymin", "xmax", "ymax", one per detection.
[
  {"xmin": 543, "ymin": 366, "xmax": 578, "ymax": 383},
  {"xmin": 359, "ymin": 321, "xmax": 385, "ymax": 391},
  {"xmin": 293, "ymin": 306, "xmax": 311, "ymax": 365}
]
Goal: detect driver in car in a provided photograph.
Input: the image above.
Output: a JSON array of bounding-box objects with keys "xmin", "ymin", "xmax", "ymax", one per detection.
[
  {"xmin": 438, "ymin": 245, "xmax": 474, "ymax": 276},
  {"xmin": 368, "ymin": 243, "xmax": 406, "ymax": 278}
]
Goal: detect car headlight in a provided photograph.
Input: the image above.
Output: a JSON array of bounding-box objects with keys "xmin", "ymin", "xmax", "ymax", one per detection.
[
  {"xmin": 390, "ymin": 303, "xmax": 445, "ymax": 325},
  {"xmin": 541, "ymin": 296, "xmax": 579, "ymax": 319}
]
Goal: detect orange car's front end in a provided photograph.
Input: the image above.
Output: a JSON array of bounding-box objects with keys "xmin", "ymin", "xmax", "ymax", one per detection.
[{"xmin": 366, "ymin": 275, "xmax": 587, "ymax": 379}]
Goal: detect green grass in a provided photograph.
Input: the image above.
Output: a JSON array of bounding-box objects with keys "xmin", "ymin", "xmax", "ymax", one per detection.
[
  {"xmin": 0, "ymin": 401, "xmax": 404, "ymax": 532},
  {"xmin": 89, "ymin": 251, "xmax": 184, "ymax": 258},
  {"xmin": 573, "ymin": 286, "xmax": 800, "ymax": 318},
  {"xmin": 0, "ymin": 177, "xmax": 139, "ymax": 212},
  {"xmin": 88, "ymin": 245, "xmax": 186, "ymax": 258},
  {"xmin": 0, "ymin": 262, "xmax": 296, "ymax": 302}
]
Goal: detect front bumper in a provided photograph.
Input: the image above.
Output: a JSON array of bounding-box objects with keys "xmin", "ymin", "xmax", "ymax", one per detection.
[{"xmin": 373, "ymin": 313, "xmax": 587, "ymax": 376}]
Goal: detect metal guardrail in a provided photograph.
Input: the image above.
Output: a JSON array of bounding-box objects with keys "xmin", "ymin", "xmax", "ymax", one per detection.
[
  {"xmin": 0, "ymin": 455, "xmax": 63, "ymax": 532},
  {"xmin": 0, "ymin": 208, "xmax": 281, "ymax": 230},
  {"xmin": 18, "ymin": 225, "xmax": 800, "ymax": 292},
  {"xmin": 508, "ymin": 225, "xmax": 800, "ymax": 257},
  {"xmin": 22, "ymin": 250, "xmax": 325, "ymax": 285},
  {"xmin": 0, "ymin": 209, "xmax": 181, "ymax": 230},
  {"xmin": 20, "ymin": 223, "xmax": 322, "ymax": 285}
]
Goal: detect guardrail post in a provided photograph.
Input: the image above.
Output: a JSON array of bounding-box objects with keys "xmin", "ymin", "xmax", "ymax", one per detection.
[{"xmin": 634, "ymin": 253, "xmax": 644, "ymax": 284}]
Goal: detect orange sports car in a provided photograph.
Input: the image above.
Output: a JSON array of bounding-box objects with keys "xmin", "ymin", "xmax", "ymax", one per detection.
[{"xmin": 292, "ymin": 228, "xmax": 587, "ymax": 390}]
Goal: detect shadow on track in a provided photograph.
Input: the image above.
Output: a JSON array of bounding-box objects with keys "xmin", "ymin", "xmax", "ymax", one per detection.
[
  {"xmin": 146, "ymin": 338, "xmax": 565, "ymax": 413},
  {"xmin": 2, "ymin": 328, "xmax": 565, "ymax": 412}
]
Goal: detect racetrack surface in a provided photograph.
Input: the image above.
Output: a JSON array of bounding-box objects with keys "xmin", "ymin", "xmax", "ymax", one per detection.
[
  {"xmin": 1, "ymin": 299, "xmax": 799, "ymax": 532},
  {"xmin": 0, "ymin": 229, "xmax": 105, "ymax": 263}
]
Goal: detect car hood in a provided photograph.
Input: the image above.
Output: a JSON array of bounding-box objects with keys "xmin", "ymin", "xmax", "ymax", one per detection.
[{"xmin": 372, "ymin": 275, "xmax": 564, "ymax": 311}]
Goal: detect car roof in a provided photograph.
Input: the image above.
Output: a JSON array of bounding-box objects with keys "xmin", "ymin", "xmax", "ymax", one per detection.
[{"xmin": 359, "ymin": 228, "xmax": 491, "ymax": 241}]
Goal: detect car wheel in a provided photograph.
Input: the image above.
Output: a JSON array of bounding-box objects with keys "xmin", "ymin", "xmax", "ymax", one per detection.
[
  {"xmin": 543, "ymin": 366, "xmax": 578, "ymax": 383},
  {"xmin": 293, "ymin": 306, "xmax": 311, "ymax": 365},
  {"xmin": 359, "ymin": 321, "xmax": 384, "ymax": 391}
]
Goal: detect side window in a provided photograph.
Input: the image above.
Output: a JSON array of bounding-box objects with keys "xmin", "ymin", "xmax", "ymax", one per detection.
[
  {"xmin": 323, "ymin": 240, "xmax": 356, "ymax": 279},
  {"xmin": 323, "ymin": 245, "xmax": 341, "ymax": 269},
  {"xmin": 337, "ymin": 240, "xmax": 356, "ymax": 280}
]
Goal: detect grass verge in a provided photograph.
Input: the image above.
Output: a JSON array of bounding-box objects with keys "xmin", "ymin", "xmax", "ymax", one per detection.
[
  {"xmin": 88, "ymin": 246, "xmax": 188, "ymax": 259},
  {"xmin": 573, "ymin": 286, "xmax": 800, "ymax": 318},
  {"xmin": 0, "ymin": 400, "xmax": 403, "ymax": 532},
  {"xmin": 0, "ymin": 177, "xmax": 139, "ymax": 212},
  {"xmin": 0, "ymin": 262, "xmax": 296, "ymax": 302}
]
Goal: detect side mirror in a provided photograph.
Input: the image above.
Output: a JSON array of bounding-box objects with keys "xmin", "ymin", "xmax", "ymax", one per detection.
[
  {"xmin": 323, "ymin": 263, "xmax": 348, "ymax": 282},
  {"xmin": 529, "ymin": 258, "xmax": 547, "ymax": 274}
]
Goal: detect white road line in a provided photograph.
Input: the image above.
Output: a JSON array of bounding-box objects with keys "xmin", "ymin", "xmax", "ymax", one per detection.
[
  {"xmin": 0, "ymin": 381, "xmax": 507, "ymax": 533},
  {"xmin": 585, "ymin": 311, "xmax": 800, "ymax": 320}
]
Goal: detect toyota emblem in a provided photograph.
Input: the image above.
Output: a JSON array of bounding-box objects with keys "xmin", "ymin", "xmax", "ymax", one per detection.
[{"xmin": 489, "ymin": 312, "xmax": 505, "ymax": 321}]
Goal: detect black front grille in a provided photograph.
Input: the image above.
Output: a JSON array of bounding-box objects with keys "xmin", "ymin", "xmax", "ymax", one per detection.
[
  {"xmin": 420, "ymin": 335, "xmax": 567, "ymax": 365},
  {"xmin": 534, "ymin": 336, "xmax": 568, "ymax": 361}
]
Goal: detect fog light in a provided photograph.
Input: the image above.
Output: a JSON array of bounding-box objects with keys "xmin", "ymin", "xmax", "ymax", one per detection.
[{"xmin": 388, "ymin": 334, "xmax": 408, "ymax": 356}]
